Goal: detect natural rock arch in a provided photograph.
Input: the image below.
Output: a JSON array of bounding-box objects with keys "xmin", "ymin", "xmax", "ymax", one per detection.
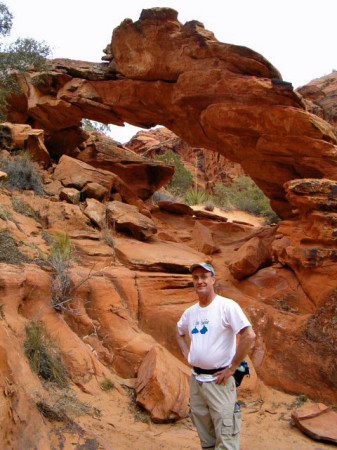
[{"xmin": 7, "ymin": 7, "xmax": 337, "ymax": 218}]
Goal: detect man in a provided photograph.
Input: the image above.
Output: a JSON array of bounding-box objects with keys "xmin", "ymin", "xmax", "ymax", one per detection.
[{"xmin": 176, "ymin": 262, "xmax": 255, "ymax": 450}]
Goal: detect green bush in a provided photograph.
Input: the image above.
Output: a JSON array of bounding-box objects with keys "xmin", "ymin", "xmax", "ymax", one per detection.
[
  {"xmin": 0, "ymin": 2, "xmax": 51, "ymax": 119},
  {"xmin": 0, "ymin": 152, "xmax": 44, "ymax": 194},
  {"xmin": 24, "ymin": 320, "xmax": 68, "ymax": 387},
  {"xmin": 185, "ymin": 188, "xmax": 209, "ymax": 206},
  {"xmin": 213, "ymin": 175, "xmax": 279, "ymax": 224},
  {"xmin": 154, "ymin": 150, "xmax": 193, "ymax": 197}
]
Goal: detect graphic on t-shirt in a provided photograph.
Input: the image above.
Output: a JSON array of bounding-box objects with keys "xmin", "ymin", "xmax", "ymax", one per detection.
[{"xmin": 191, "ymin": 319, "xmax": 209, "ymax": 335}]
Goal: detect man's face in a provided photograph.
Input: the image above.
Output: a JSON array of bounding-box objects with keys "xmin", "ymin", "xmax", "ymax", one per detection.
[{"xmin": 191, "ymin": 267, "xmax": 215, "ymax": 297}]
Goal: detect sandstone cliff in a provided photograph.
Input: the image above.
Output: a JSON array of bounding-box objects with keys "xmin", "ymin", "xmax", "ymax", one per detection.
[{"xmin": 0, "ymin": 7, "xmax": 336, "ymax": 448}]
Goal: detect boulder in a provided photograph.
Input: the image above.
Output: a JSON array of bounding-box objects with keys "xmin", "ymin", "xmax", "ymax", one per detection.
[
  {"xmin": 0, "ymin": 122, "xmax": 51, "ymax": 168},
  {"xmin": 43, "ymin": 179, "xmax": 63, "ymax": 197},
  {"xmin": 135, "ymin": 345, "xmax": 190, "ymax": 422},
  {"xmin": 291, "ymin": 403, "xmax": 337, "ymax": 444},
  {"xmin": 157, "ymin": 200, "xmax": 193, "ymax": 215},
  {"xmin": 229, "ymin": 236, "xmax": 272, "ymax": 279},
  {"xmin": 77, "ymin": 131, "xmax": 174, "ymax": 199},
  {"xmin": 83, "ymin": 198, "xmax": 106, "ymax": 228},
  {"xmin": 53, "ymin": 155, "xmax": 144, "ymax": 208},
  {"xmin": 106, "ymin": 201, "xmax": 156, "ymax": 240},
  {"xmin": 191, "ymin": 221, "xmax": 218, "ymax": 255},
  {"xmin": 193, "ymin": 209, "xmax": 228, "ymax": 222},
  {"xmin": 81, "ymin": 182, "xmax": 108, "ymax": 201},
  {"xmin": 59, "ymin": 187, "xmax": 81, "ymax": 204},
  {"xmin": 54, "ymin": 155, "xmax": 116, "ymax": 191},
  {"xmin": 114, "ymin": 236, "xmax": 210, "ymax": 272}
]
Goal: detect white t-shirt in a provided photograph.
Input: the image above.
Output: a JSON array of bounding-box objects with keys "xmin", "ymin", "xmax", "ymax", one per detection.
[{"xmin": 177, "ymin": 295, "xmax": 251, "ymax": 382}]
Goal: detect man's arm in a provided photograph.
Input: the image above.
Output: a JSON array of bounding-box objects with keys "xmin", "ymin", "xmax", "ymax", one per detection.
[
  {"xmin": 176, "ymin": 327, "xmax": 190, "ymax": 361},
  {"xmin": 214, "ymin": 325, "xmax": 256, "ymax": 384}
]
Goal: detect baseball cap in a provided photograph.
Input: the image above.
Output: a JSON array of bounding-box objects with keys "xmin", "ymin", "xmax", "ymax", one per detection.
[{"xmin": 190, "ymin": 262, "xmax": 215, "ymax": 276}]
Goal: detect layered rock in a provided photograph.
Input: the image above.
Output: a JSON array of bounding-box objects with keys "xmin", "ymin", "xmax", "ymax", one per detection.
[
  {"xmin": 0, "ymin": 122, "xmax": 50, "ymax": 167},
  {"xmin": 127, "ymin": 127, "xmax": 244, "ymax": 190},
  {"xmin": 273, "ymin": 179, "xmax": 337, "ymax": 306},
  {"xmin": 77, "ymin": 131, "xmax": 174, "ymax": 199},
  {"xmin": 297, "ymin": 71, "xmax": 337, "ymax": 128},
  {"xmin": 5, "ymin": 8, "xmax": 337, "ymax": 218}
]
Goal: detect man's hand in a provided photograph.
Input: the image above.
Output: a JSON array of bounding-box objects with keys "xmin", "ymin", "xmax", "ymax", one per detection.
[
  {"xmin": 214, "ymin": 326, "xmax": 255, "ymax": 385},
  {"xmin": 214, "ymin": 366, "xmax": 236, "ymax": 384}
]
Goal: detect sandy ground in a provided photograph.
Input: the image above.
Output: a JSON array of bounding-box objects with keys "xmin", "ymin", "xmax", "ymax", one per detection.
[{"xmin": 70, "ymin": 381, "xmax": 335, "ymax": 450}]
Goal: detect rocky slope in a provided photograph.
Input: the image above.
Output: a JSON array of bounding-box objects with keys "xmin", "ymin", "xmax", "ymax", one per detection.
[{"xmin": 0, "ymin": 7, "xmax": 336, "ymax": 449}]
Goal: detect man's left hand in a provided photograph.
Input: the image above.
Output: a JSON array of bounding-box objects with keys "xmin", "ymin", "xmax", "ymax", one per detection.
[{"xmin": 214, "ymin": 366, "xmax": 235, "ymax": 385}]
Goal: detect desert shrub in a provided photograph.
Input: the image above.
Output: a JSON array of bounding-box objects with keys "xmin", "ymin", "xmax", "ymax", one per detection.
[
  {"xmin": 36, "ymin": 388, "xmax": 100, "ymax": 422},
  {"xmin": 11, "ymin": 196, "xmax": 38, "ymax": 218},
  {"xmin": 0, "ymin": 203, "xmax": 12, "ymax": 221},
  {"xmin": 100, "ymin": 377, "xmax": 115, "ymax": 391},
  {"xmin": 24, "ymin": 320, "xmax": 68, "ymax": 387},
  {"xmin": 41, "ymin": 230, "xmax": 54, "ymax": 246},
  {"xmin": 154, "ymin": 150, "xmax": 193, "ymax": 197},
  {"xmin": 48, "ymin": 233, "xmax": 92, "ymax": 313},
  {"xmin": 102, "ymin": 229, "xmax": 115, "ymax": 248},
  {"xmin": 214, "ymin": 175, "xmax": 279, "ymax": 224},
  {"xmin": 185, "ymin": 188, "xmax": 208, "ymax": 206},
  {"xmin": 0, "ymin": 228, "xmax": 30, "ymax": 264},
  {"xmin": 49, "ymin": 233, "xmax": 72, "ymax": 310},
  {"xmin": 0, "ymin": 152, "xmax": 44, "ymax": 194}
]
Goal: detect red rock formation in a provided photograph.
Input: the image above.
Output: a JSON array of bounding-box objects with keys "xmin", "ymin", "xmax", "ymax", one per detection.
[
  {"xmin": 126, "ymin": 127, "xmax": 244, "ymax": 190},
  {"xmin": 1, "ymin": 7, "xmax": 337, "ymax": 446},
  {"xmin": 5, "ymin": 8, "xmax": 337, "ymax": 218},
  {"xmin": 77, "ymin": 131, "xmax": 174, "ymax": 199},
  {"xmin": 296, "ymin": 71, "xmax": 337, "ymax": 128}
]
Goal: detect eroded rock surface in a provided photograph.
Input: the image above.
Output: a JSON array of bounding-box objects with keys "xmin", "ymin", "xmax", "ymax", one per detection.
[{"xmin": 5, "ymin": 8, "xmax": 337, "ymax": 218}]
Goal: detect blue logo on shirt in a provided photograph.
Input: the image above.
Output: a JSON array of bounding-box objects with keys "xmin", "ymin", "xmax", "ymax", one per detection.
[{"xmin": 191, "ymin": 319, "xmax": 209, "ymax": 334}]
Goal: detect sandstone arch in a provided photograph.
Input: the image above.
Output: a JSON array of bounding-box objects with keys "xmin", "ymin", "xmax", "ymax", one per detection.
[{"xmin": 7, "ymin": 8, "xmax": 337, "ymax": 218}]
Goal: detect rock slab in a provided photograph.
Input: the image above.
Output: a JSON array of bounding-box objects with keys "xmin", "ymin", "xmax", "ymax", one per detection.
[{"xmin": 291, "ymin": 403, "xmax": 337, "ymax": 444}]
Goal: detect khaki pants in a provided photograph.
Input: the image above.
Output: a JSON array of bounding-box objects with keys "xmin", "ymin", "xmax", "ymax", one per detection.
[{"xmin": 189, "ymin": 375, "xmax": 241, "ymax": 450}]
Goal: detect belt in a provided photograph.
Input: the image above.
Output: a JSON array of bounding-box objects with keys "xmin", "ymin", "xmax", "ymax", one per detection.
[{"xmin": 193, "ymin": 366, "xmax": 227, "ymax": 375}]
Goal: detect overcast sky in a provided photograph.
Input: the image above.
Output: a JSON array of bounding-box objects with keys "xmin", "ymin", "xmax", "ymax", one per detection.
[{"xmin": 4, "ymin": 0, "xmax": 337, "ymax": 142}]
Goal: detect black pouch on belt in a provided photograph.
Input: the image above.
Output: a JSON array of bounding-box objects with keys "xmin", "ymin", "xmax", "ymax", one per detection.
[{"xmin": 233, "ymin": 360, "xmax": 250, "ymax": 387}]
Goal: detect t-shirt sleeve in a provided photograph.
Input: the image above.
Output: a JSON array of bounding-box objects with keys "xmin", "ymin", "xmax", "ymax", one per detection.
[
  {"xmin": 177, "ymin": 310, "xmax": 189, "ymax": 336},
  {"xmin": 222, "ymin": 300, "xmax": 251, "ymax": 335}
]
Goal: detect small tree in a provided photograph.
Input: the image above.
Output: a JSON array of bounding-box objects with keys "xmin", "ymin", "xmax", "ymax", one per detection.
[{"xmin": 0, "ymin": 2, "xmax": 51, "ymax": 119}]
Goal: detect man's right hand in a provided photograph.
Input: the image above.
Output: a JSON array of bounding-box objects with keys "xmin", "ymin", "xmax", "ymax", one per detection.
[{"xmin": 214, "ymin": 365, "xmax": 236, "ymax": 384}]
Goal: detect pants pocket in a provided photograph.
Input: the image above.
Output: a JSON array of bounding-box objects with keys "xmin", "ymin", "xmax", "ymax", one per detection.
[{"xmin": 221, "ymin": 415, "xmax": 233, "ymax": 436}]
